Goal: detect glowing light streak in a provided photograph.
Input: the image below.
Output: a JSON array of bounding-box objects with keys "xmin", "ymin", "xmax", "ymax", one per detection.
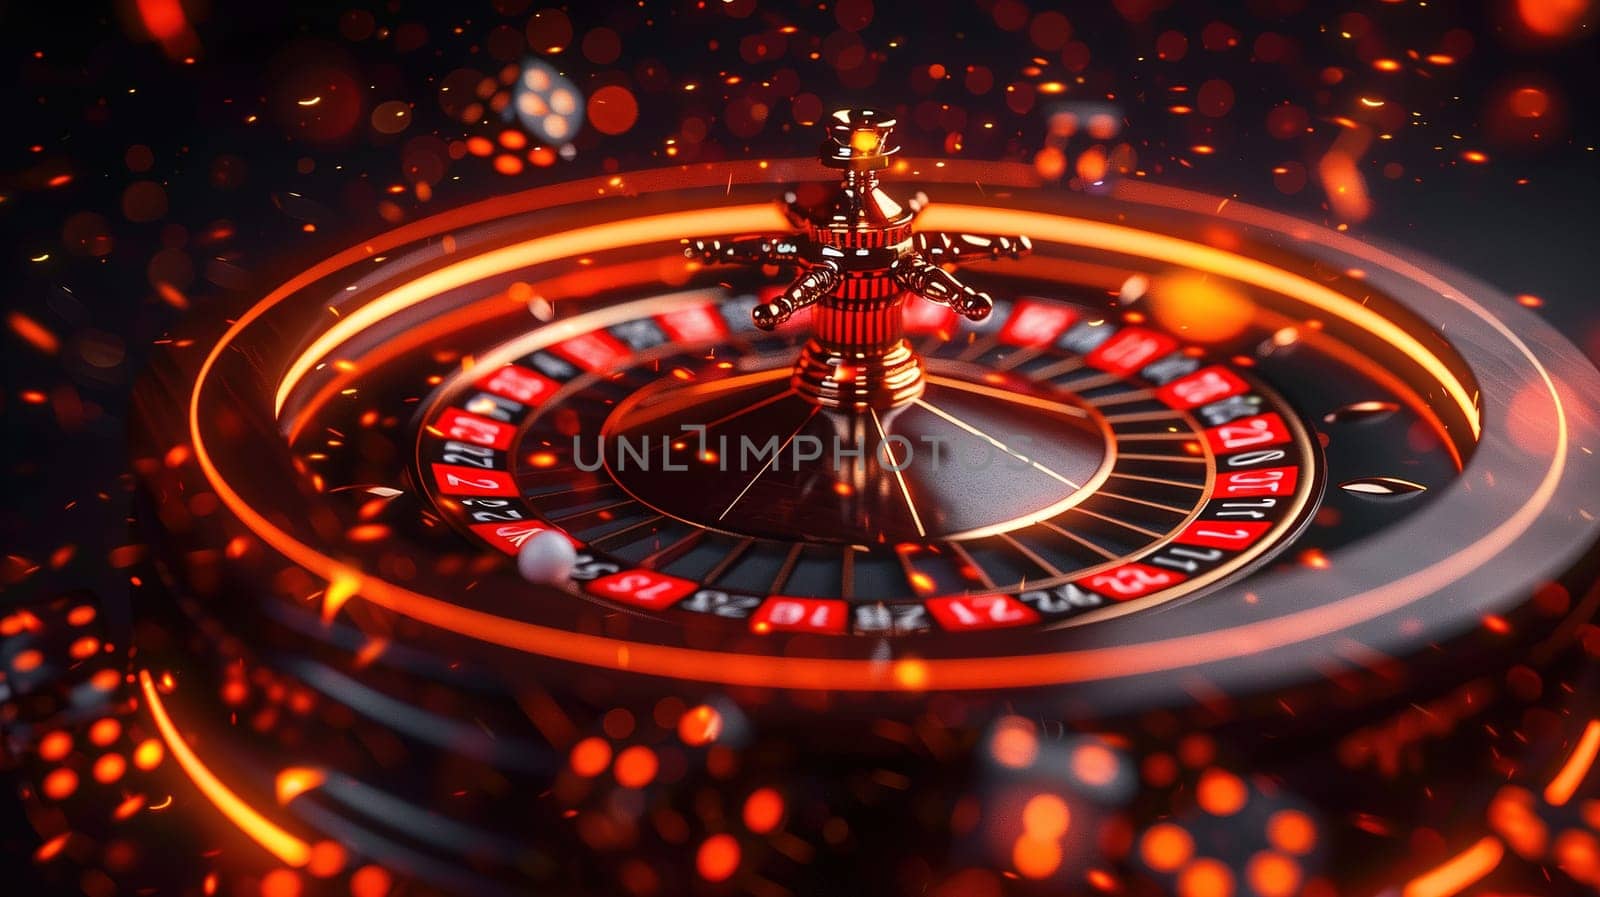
[
  {"xmin": 138, "ymin": 670, "xmax": 312, "ymax": 866},
  {"xmin": 275, "ymin": 767, "xmax": 327, "ymax": 805},
  {"xmin": 1401, "ymin": 837, "xmax": 1504, "ymax": 897},
  {"xmin": 186, "ymin": 168, "xmax": 1569, "ymax": 691},
  {"xmin": 1544, "ymin": 719, "xmax": 1600, "ymax": 806},
  {"xmin": 8, "ymin": 311, "xmax": 60, "ymax": 354},
  {"xmin": 322, "ymin": 570, "xmax": 359, "ymax": 623},
  {"xmin": 922, "ymin": 204, "xmax": 1474, "ymax": 434},
  {"xmin": 274, "ymin": 205, "xmax": 785, "ymax": 414}
]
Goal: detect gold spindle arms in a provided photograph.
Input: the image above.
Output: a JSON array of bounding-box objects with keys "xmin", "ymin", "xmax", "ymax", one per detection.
[
  {"xmin": 913, "ymin": 232, "xmax": 1032, "ymax": 262},
  {"xmin": 679, "ymin": 108, "xmax": 1035, "ymax": 409},
  {"xmin": 752, "ymin": 263, "xmax": 841, "ymax": 330}
]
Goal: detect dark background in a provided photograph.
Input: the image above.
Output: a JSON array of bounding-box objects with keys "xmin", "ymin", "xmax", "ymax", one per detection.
[{"xmin": 2, "ymin": 0, "xmax": 1596, "ymax": 890}]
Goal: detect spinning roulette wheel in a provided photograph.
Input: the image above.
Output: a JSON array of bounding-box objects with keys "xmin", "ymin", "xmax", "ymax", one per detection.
[{"xmin": 11, "ymin": 109, "xmax": 1600, "ymax": 897}]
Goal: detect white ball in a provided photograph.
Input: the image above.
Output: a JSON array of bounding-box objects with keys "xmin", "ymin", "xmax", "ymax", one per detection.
[{"xmin": 517, "ymin": 530, "xmax": 577, "ymax": 584}]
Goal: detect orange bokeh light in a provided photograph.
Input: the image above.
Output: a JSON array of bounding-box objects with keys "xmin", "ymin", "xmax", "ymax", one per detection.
[
  {"xmin": 1266, "ymin": 809, "xmax": 1318, "ymax": 855},
  {"xmin": 1197, "ymin": 769, "xmax": 1249, "ymax": 816},
  {"xmin": 1511, "ymin": 87, "xmax": 1551, "ymax": 118},
  {"xmin": 1147, "ymin": 272, "xmax": 1255, "ymax": 343},
  {"xmin": 588, "ymin": 86, "xmax": 639, "ymax": 135},
  {"xmin": 1517, "ymin": 0, "xmax": 1591, "ymax": 37},
  {"xmin": 569, "ymin": 736, "xmax": 612, "ymax": 777},
  {"xmin": 39, "ymin": 731, "xmax": 73, "ymax": 762},
  {"xmin": 991, "ymin": 718, "xmax": 1039, "ymax": 768},
  {"xmin": 1178, "ymin": 858, "xmax": 1236, "ymax": 897},
  {"xmin": 1013, "ymin": 835, "xmax": 1064, "ymax": 879},
  {"xmin": 132, "ymin": 739, "xmax": 165, "ymax": 770},
  {"xmin": 88, "ymin": 718, "xmax": 121, "ymax": 747},
  {"xmin": 1071, "ymin": 743, "xmax": 1120, "ymax": 787},
  {"xmin": 42, "ymin": 767, "xmax": 79, "ymax": 800},
  {"xmin": 1247, "ymin": 851, "xmax": 1302, "ymax": 897},
  {"xmin": 1022, "ymin": 794, "xmax": 1071, "ymax": 839},
  {"xmin": 614, "ymin": 745, "xmax": 659, "ymax": 788},
  {"xmin": 260, "ymin": 868, "xmax": 302, "ymax": 897},
  {"xmin": 678, "ymin": 704, "xmax": 722, "ymax": 745},
  {"xmin": 306, "ymin": 840, "xmax": 347, "ymax": 878},
  {"xmin": 1141, "ymin": 823, "xmax": 1195, "ymax": 872},
  {"xmin": 350, "ymin": 866, "xmax": 393, "ymax": 897},
  {"xmin": 743, "ymin": 788, "xmax": 785, "ymax": 834},
  {"xmin": 93, "ymin": 753, "xmax": 127, "ymax": 784},
  {"xmin": 696, "ymin": 834, "xmax": 740, "ymax": 882}
]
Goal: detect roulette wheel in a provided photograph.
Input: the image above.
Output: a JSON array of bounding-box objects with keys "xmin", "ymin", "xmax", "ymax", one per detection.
[{"xmin": 7, "ymin": 107, "xmax": 1600, "ymax": 897}]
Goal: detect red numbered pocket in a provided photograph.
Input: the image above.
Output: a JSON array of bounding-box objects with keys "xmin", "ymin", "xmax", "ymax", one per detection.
[
  {"xmin": 1173, "ymin": 520, "xmax": 1273, "ymax": 550},
  {"xmin": 1156, "ymin": 365, "xmax": 1249, "ymax": 410},
  {"xmin": 551, "ymin": 331, "xmax": 629, "ymax": 371},
  {"xmin": 585, "ymin": 570, "xmax": 698, "ymax": 610},
  {"xmin": 656, "ymin": 304, "xmax": 729, "ymax": 342},
  {"xmin": 999, "ymin": 301, "xmax": 1078, "ymax": 346},
  {"xmin": 751, "ymin": 597, "xmax": 849, "ymax": 634},
  {"xmin": 1205, "ymin": 413, "xmax": 1292, "ymax": 455},
  {"xmin": 1081, "ymin": 563, "xmax": 1186, "ymax": 600},
  {"xmin": 1086, "ymin": 327, "xmax": 1180, "ymax": 375},
  {"xmin": 926, "ymin": 594, "xmax": 1040, "ymax": 631},
  {"xmin": 903, "ymin": 296, "xmax": 958, "ymax": 333},
  {"xmin": 430, "ymin": 464, "xmax": 517, "ymax": 496},
  {"xmin": 469, "ymin": 521, "xmax": 577, "ymax": 554},
  {"xmin": 434, "ymin": 408, "xmax": 514, "ymax": 451},
  {"xmin": 478, "ymin": 364, "xmax": 560, "ymax": 406},
  {"xmin": 1215, "ymin": 467, "xmax": 1300, "ymax": 497}
]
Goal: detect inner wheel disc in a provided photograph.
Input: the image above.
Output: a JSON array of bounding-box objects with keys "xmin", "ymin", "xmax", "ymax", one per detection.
[{"xmin": 599, "ymin": 364, "xmax": 1116, "ymax": 543}]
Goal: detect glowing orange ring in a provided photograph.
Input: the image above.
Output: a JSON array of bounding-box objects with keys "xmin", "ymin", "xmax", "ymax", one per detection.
[{"xmin": 187, "ymin": 163, "xmax": 1584, "ymax": 692}]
